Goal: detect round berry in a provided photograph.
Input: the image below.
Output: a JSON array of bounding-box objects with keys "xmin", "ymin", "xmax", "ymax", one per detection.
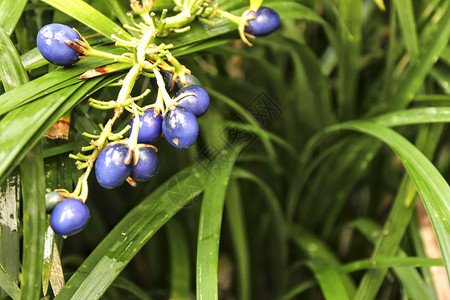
[
  {"xmin": 175, "ymin": 85, "xmax": 210, "ymax": 117},
  {"xmin": 50, "ymin": 198, "xmax": 89, "ymax": 236},
  {"xmin": 45, "ymin": 191, "xmax": 64, "ymax": 213},
  {"xmin": 95, "ymin": 143, "xmax": 132, "ymax": 189},
  {"xmin": 162, "ymin": 106, "xmax": 199, "ymax": 149},
  {"xmin": 37, "ymin": 23, "xmax": 81, "ymax": 66},
  {"xmin": 245, "ymin": 7, "xmax": 280, "ymax": 37},
  {"xmin": 151, "ymin": 71, "xmax": 202, "ymax": 94},
  {"xmin": 175, "ymin": 74, "xmax": 202, "ymax": 90},
  {"xmin": 129, "ymin": 108, "xmax": 162, "ymax": 143},
  {"xmin": 132, "ymin": 145, "xmax": 159, "ymax": 182}
]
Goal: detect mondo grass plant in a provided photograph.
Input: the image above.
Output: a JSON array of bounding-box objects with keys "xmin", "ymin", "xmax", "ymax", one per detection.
[{"xmin": 0, "ymin": 0, "xmax": 450, "ymax": 299}]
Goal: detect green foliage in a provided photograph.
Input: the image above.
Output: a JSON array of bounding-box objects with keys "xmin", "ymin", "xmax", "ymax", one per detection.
[{"xmin": 0, "ymin": 0, "xmax": 449, "ymax": 299}]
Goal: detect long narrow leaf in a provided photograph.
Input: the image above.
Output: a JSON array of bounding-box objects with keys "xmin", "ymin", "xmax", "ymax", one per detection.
[
  {"xmin": 20, "ymin": 144, "xmax": 46, "ymax": 300},
  {"xmin": 196, "ymin": 147, "xmax": 240, "ymax": 299}
]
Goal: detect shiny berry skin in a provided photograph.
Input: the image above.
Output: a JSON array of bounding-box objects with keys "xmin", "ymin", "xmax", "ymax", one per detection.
[
  {"xmin": 132, "ymin": 145, "xmax": 159, "ymax": 182},
  {"xmin": 150, "ymin": 70, "xmax": 173, "ymax": 91},
  {"xmin": 45, "ymin": 191, "xmax": 64, "ymax": 213},
  {"xmin": 129, "ymin": 108, "xmax": 162, "ymax": 143},
  {"xmin": 37, "ymin": 23, "xmax": 81, "ymax": 66},
  {"xmin": 245, "ymin": 7, "xmax": 280, "ymax": 37},
  {"xmin": 175, "ymin": 74, "xmax": 202, "ymax": 90},
  {"xmin": 162, "ymin": 106, "xmax": 199, "ymax": 148},
  {"xmin": 151, "ymin": 71, "xmax": 201, "ymax": 94},
  {"xmin": 175, "ymin": 85, "xmax": 210, "ymax": 117},
  {"xmin": 95, "ymin": 143, "xmax": 132, "ymax": 189},
  {"xmin": 50, "ymin": 198, "xmax": 89, "ymax": 236}
]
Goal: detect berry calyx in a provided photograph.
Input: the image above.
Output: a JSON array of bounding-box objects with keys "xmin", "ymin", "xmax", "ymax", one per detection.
[
  {"xmin": 174, "ymin": 85, "xmax": 210, "ymax": 117},
  {"xmin": 50, "ymin": 198, "xmax": 90, "ymax": 236},
  {"xmin": 95, "ymin": 143, "xmax": 132, "ymax": 189},
  {"xmin": 162, "ymin": 106, "xmax": 199, "ymax": 149},
  {"xmin": 37, "ymin": 23, "xmax": 82, "ymax": 66},
  {"xmin": 129, "ymin": 108, "xmax": 162, "ymax": 143},
  {"xmin": 132, "ymin": 145, "xmax": 159, "ymax": 182},
  {"xmin": 244, "ymin": 7, "xmax": 280, "ymax": 37}
]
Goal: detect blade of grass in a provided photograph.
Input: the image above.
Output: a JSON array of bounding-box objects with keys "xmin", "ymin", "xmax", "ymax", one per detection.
[
  {"xmin": 0, "ymin": 26, "xmax": 28, "ymax": 300},
  {"xmin": 0, "ymin": 0, "xmax": 27, "ymax": 36},
  {"xmin": 387, "ymin": 4, "xmax": 450, "ymax": 111},
  {"xmin": 308, "ymin": 260, "xmax": 350, "ymax": 300},
  {"xmin": 0, "ymin": 28, "xmax": 29, "ymax": 91},
  {"xmin": 351, "ymin": 218, "xmax": 439, "ymax": 300},
  {"xmin": 167, "ymin": 220, "xmax": 191, "ymax": 300},
  {"xmin": 336, "ymin": 0, "xmax": 362, "ymax": 120},
  {"xmin": 310, "ymin": 121, "xmax": 450, "ymax": 287},
  {"xmin": 0, "ymin": 27, "xmax": 27, "ymax": 297},
  {"xmin": 40, "ymin": 0, "xmax": 132, "ymax": 41},
  {"xmin": 393, "ymin": 0, "xmax": 419, "ymax": 59},
  {"xmin": 224, "ymin": 179, "xmax": 250, "ymax": 300},
  {"xmin": 54, "ymin": 150, "xmax": 236, "ymax": 299},
  {"xmin": 206, "ymin": 88, "xmax": 279, "ymax": 171},
  {"xmin": 0, "ymin": 52, "xmax": 122, "ymax": 115},
  {"xmin": 19, "ymin": 143, "xmax": 46, "ymax": 300},
  {"xmin": 291, "ymin": 226, "xmax": 355, "ymax": 299},
  {"xmin": 0, "ymin": 263, "xmax": 20, "ymax": 300},
  {"xmin": 196, "ymin": 147, "xmax": 240, "ymax": 300},
  {"xmin": 112, "ymin": 276, "xmax": 152, "ymax": 300}
]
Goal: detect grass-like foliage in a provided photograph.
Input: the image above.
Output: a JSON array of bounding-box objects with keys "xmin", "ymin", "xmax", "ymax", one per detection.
[{"xmin": 0, "ymin": 0, "xmax": 450, "ymax": 299}]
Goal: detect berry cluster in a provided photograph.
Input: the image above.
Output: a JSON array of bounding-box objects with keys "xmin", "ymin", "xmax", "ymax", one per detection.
[{"xmin": 39, "ymin": 2, "xmax": 280, "ymax": 236}]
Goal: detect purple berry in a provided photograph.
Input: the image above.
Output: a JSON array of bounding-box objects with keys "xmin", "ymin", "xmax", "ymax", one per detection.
[
  {"xmin": 37, "ymin": 23, "xmax": 81, "ymax": 66},
  {"xmin": 95, "ymin": 143, "xmax": 132, "ymax": 189},
  {"xmin": 162, "ymin": 106, "xmax": 199, "ymax": 148},
  {"xmin": 174, "ymin": 85, "xmax": 210, "ymax": 117},
  {"xmin": 132, "ymin": 145, "xmax": 159, "ymax": 182},
  {"xmin": 245, "ymin": 7, "xmax": 280, "ymax": 37},
  {"xmin": 50, "ymin": 198, "xmax": 89, "ymax": 236},
  {"xmin": 129, "ymin": 108, "xmax": 162, "ymax": 143}
]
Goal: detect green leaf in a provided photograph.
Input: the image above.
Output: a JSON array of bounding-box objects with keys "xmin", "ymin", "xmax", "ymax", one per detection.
[
  {"xmin": 351, "ymin": 218, "xmax": 439, "ymax": 300},
  {"xmin": 0, "ymin": 263, "xmax": 20, "ymax": 300},
  {"xmin": 336, "ymin": 0, "xmax": 362, "ymax": 120},
  {"xmin": 250, "ymin": 0, "xmax": 263, "ymax": 12},
  {"xmin": 0, "ymin": 28, "xmax": 28, "ymax": 92},
  {"xmin": 20, "ymin": 143, "xmax": 46, "ymax": 300},
  {"xmin": 0, "ymin": 0, "xmax": 27, "ymax": 36},
  {"xmin": 316, "ymin": 121, "xmax": 450, "ymax": 283},
  {"xmin": 308, "ymin": 260, "xmax": 350, "ymax": 300},
  {"xmin": 291, "ymin": 226, "xmax": 355, "ymax": 299},
  {"xmin": 393, "ymin": 0, "xmax": 419, "ymax": 59},
  {"xmin": 196, "ymin": 147, "xmax": 240, "ymax": 299},
  {"xmin": 224, "ymin": 179, "xmax": 250, "ymax": 300},
  {"xmin": 387, "ymin": 4, "xmax": 450, "ymax": 111},
  {"xmin": 0, "ymin": 55, "xmax": 120, "ymax": 115},
  {"xmin": 40, "ymin": 0, "xmax": 132, "ymax": 41},
  {"xmin": 55, "ymin": 147, "xmax": 238, "ymax": 299},
  {"xmin": 167, "ymin": 220, "xmax": 191, "ymax": 300}
]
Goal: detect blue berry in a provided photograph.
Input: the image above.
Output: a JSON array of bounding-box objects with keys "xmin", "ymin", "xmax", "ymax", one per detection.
[
  {"xmin": 175, "ymin": 85, "xmax": 210, "ymax": 117},
  {"xmin": 37, "ymin": 23, "xmax": 81, "ymax": 66},
  {"xmin": 129, "ymin": 108, "xmax": 162, "ymax": 143},
  {"xmin": 50, "ymin": 198, "xmax": 89, "ymax": 236},
  {"xmin": 45, "ymin": 191, "xmax": 64, "ymax": 213},
  {"xmin": 95, "ymin": 143, "xmax": 132, "ymax": 189},
  {"xmin": 150, "ymin": 70, "xmax": 174, "ymax": 91},
  {"xmin": 162, "ymin": 106, "xmax": 199, "ymax": 148},
  {"xmin": 175, "ymin": 74, "xmax": 202, "ymax": 90},
  {"xmin": 132, "ymin": 145, "xmax": 159, "ymax": 182},
  {"xmin": 151, "ymin": 71, "xmax": 201, "ymax": 94},
  {"xmin": 245, "ymin": 7, "xmax": 280, "ymax": 37}
]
